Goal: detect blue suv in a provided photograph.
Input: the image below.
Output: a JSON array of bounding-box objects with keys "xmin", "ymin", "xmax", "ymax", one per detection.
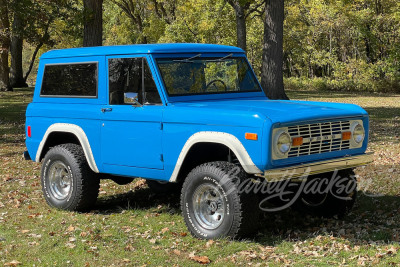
[{"xmin": 25, "ymin": 44, "xmax": 372, "ymax": 239}]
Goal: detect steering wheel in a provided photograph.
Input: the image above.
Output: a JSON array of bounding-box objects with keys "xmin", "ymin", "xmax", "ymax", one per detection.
[{"xmin": 205, "ymin": 79, "xmax": 227, "ymax": 92}]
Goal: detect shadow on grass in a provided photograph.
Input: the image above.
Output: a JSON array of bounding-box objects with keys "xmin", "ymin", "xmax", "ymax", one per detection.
[
  {"xmin": 95, "ymin": 186, "xmax": 181, "ymax": 215},
  {"xmin": 254, "ymin": 193, "xmax": 400, "ymax": 245},
  {"xmin": 94, "ymin": 184, "xmax": 400, "ymax": 245},
  {"xmin": 0, "ymin": 102, "xmax": 29, "ymax": 123},
  {"xmin": 365, "ymin": 107, "xmax": 400, "ymax": 142},
  {"xmin": 365, "ymin": 107, "xmax": 400, "ymax": 120},
  {"xmin": 0, "ymin": 88, "xmax": 33, "ymax": 123}
]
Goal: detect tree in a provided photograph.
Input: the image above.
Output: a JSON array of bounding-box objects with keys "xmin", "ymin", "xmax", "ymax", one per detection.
[
  {"xmin": 227, "ymin": 0, "xmax": 248, "ymax": 51},
  {"xmin": 111, "ymin": 0, "xmax": 177, "ymax": 44},
  {"xmin": 112, "ymin": 0, "xmax": 148, "ymax": 44},
  {"xmin": 227, "ymin": 0, "xmax": 264, "ymax": 52},
  {"xmin": 83, "ymin": 0, "xmax": 103, "ymax": 46},
  {"xmin": 10, "ymin": 2, "xmax": 27, "ymax": 88},
  {"xmin": 8, "ymin": 0, "xmax": 77, "ymax": 88},
  {"xmin": 260, "ymin": 0, "xmax": 288, "ymax": 99},
  {"xmin": 0, "ymin": 0, "xmax": 11, "ymax": 91}
]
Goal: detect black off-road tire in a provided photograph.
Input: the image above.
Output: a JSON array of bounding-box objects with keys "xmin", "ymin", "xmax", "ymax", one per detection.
[
  {"xmin": 295, "ymin": 168, "xmax": 357, "ymax": 218},
  {"xmin": 41, "ymin": 143, "xmax": 100, "ymax": 211},
  {"xmin": 181, "ymin": 161, "xmax": 259, "ymax": 239}
]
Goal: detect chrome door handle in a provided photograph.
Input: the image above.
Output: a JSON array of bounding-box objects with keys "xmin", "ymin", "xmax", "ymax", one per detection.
[{"xmin": 101, "ymin": 108, "xmax": 112, "ymax": 113}]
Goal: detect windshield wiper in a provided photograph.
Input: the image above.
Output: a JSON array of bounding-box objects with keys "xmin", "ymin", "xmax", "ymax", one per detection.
[
  {"xmin": 173, "ymin": 54, "xmax": 202, "ymax": 63},
  {"xmin": 206, "ymin": 53, "xmax": 233, "ymax": 62}
]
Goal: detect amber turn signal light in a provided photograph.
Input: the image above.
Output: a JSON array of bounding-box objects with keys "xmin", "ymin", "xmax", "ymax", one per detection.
[
  {"xmin": 292, "ymin": 136, "xmax": 303, "ymax": 146},
  {"xmin": 245, "ymin": 133, "xmax": 258, "ymax": 140},
  {"xmin": 342, "ymin": 131, "xmax": 352, "ymax": 140}
]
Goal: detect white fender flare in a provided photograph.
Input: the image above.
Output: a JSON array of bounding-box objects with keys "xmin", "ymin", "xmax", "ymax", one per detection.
[
  {"xmin": 36, "ymin": 123, "xmax": 99, "ymax": 173},
  {"xmin": 169, "ymin": 131, "xmax": 262, "ymax": 182}
]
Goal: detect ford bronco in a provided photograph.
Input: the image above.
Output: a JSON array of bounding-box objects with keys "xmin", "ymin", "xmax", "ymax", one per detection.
[{"xmin": 24, "ymin": 44, "xmax": 372, "ymax": 239}]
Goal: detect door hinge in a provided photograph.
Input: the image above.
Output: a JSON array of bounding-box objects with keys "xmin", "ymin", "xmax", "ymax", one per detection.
[
  {"xmin": 160, "ymin": 154, "xmax": 164, "ymax": 162},
  {"xmin": 160, "ymin": 122, "xmax": 163, "ymax": 130}
]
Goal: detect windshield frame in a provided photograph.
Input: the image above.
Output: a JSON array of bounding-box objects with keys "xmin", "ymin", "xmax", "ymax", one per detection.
[{"xmin": 151, "ymin": 53, "xmax": 265, "ymax": 102}]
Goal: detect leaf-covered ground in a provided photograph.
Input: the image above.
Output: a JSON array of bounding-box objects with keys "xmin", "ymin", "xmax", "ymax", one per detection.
[{"xmin": 0, "ymin": 88, "xmax": 399, "ymax": 266}]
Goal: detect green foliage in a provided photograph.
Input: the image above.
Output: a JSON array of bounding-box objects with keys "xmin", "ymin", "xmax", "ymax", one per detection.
[
  {"xmin": 5, "ymin": 0, "xmax": 400, "ymax": 92},
  {"xmin": 284, "ymin": 0, "xmax": 400, "ymax": 92}
]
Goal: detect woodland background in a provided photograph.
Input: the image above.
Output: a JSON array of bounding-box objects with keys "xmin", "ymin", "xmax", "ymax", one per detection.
[
  {"xmin": 0, "ymin": 0, "xmax": 400, "ymax": 94},
  {"xmin": 1, "ymin": 1, "xmax": 400, "ymax": 265}
]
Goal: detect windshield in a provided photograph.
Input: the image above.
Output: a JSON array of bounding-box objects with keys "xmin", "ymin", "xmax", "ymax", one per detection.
[{"xmin": 156, "ymin": 57, "xmax": 262, "ymax": 96}]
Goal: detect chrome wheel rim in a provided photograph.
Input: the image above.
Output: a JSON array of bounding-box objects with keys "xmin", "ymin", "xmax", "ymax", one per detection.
[
  {"xmin": 192, "ymin": 183, "xmax": 225, "ymax": 230},
  {"xmin": 48, "ymin": 161, "xmax": 72, "ymax": 200}
]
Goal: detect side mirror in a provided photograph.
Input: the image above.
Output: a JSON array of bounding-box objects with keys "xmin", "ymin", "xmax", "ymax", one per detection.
[{"xmin": 124, "ymin": 92, "xmax": 142, "ymax": 107}]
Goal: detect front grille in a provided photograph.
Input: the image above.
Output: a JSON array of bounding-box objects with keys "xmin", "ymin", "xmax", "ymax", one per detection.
[{"xmin": 287, "ymin": 121, "xmax": 351, "ymax": 158}]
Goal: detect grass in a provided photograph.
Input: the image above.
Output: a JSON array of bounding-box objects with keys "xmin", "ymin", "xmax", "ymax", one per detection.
[{"xmin": 1, "ymin": 88, "xmax": 400, "ymax": 266}]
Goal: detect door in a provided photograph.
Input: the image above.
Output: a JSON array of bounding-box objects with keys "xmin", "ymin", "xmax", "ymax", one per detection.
[{"xmin": 101, "ymin": 56, "xmax": 164, "ymax": 170}]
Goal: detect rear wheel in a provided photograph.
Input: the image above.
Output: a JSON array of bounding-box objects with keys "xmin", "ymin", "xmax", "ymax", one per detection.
[
  {"xmin": 41, "ymin": 143, "xmax": 100, "ymax": 211},
  {"xmin": 181, "ymin": 161, "xmax": 259, "ymax": 239},
  {"xmin": 295, "ymin": 169, "xmax": 357, "ymax": 218}
]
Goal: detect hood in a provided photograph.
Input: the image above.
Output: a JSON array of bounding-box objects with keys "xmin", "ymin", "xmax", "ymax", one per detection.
[{"xmin": 164, "ymin": 98, "xmax": 367, "ymax": 127}]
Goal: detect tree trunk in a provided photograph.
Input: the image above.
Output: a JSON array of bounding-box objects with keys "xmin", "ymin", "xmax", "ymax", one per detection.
[
  {"xmin": 260, "ymin": 0, "xmax": 288, "ymax": 100},
  {"xmin": 83, "ymin": 0, "xmax": 103, "ymax": 47},
  {"xmin": 235, "ymin": 4, "xmax": 247, "ymax": 52},
  {"xmin": 24, "ymin": 41, "xmax": 43, "ymax": 83},
  {"xmin": 228, "ymin": 1, "xmax": 247, "ymax": 52},
  {"xmin": 0, "ymin": 0, "xmax": 11, "ymax": 91},
  {"xmin": 10, "ymin": 13, "xmax": 27, "ymax": 88}
]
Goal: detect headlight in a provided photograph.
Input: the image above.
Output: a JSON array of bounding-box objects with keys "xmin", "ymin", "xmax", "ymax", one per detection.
[
  {"xmin": 275, "ymin": 132, "xmax": 291, "ymax": 156},
  {"xmin": 277, "ymin": 132, "xmax": 291, "ymax": 154},
  {"xmin": 349, "ymin": 120, "xmax": 365, "ymax": 148},
  {"xmin": 272, "ymin": 128, "xmax": 292, "ymax": 159},
  {"xmin": 353, "ymin": 123, "xmax": 365, "ymax": 144}
]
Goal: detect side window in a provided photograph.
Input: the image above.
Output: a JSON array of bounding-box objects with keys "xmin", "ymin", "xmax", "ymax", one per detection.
[
  {"xmin": 108, "ymin": 57, "xmax": 162, "ymax": 105},
  {"xmin": 41, "ymin": 63, "xmax": 97, "ymax": 97}
]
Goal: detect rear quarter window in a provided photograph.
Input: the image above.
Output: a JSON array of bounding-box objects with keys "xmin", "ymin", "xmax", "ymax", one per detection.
[{"xmin": 40, "ymin": 63, "xmax": 98, "ymax": 97}]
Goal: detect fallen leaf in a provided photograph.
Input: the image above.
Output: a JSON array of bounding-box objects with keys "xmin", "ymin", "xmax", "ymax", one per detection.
[
  {"xmin": 125, "ymin": 244, "xmax": 135, "ymax": 251},
  {"xmin": 387, "ymin": 246, "xmax": 398, "ymax": 255},
  {"xmin": 80, "ymin": 231, "xmax": 88, "ymax": 237},
  {"xmin": 189, "ymin": 252, "xmax": 211, "ymax": 264},
  {"xmin": 67, "ymin": 225, "xmax": 75, "ymax": 232},
  {"xmin": 205, "ymin": 240, "xmax": 214, "ymax": 248},
  {"xmin": 27, "ymin": 213, "xmax": 42, "ymax": 219},
  {"xmin": 149, "ymin": 239, "xmax": 157, "ymax": 244},
  {"xmin": 65, "ymin": 243, "xmax": 76, "ymax": 249},
  {"xmin": 161, "ymin": 227, "xmax": 169, "ymax": 234},
  {"xmin": 4, "ymin": 260, "xmax": 22, "ymax": 266},
  {"xmin": 173, "ymin": 249, "xmax": 181, "ymax": 256},
  {"xmin": 88, "ymin": 246, "xmax": 98, "ymax": 252}
]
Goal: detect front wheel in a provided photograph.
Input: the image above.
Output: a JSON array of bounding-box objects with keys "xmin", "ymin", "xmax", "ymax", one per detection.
[
  {"xmin": 181, "ymin": 162, "xmax": 259, "ymax": 239},
  {"xmin": 41, "ymin": 143, "xmax": 100, "ymax": 211}
]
